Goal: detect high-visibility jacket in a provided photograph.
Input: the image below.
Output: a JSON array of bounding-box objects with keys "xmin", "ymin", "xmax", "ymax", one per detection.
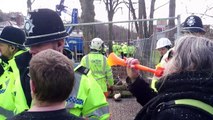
[
  {"xmin": 127, "ymin": 45, "xmax": 136, "ymax": 57},
  {"xmin": 0, "ymin": 50, "xmax": 27, "ymax": 119},
  {"xmin": 80, "ymin": 52, "xmax": 114, "ymax": 92},
  {"xmin": 66, "ymin": 65, "xmax": 110, "ymax": 119},
  {"xmin": 122, "ymin": 44, "xmax": 128, "ymax": 54},
  {"xmin": 9, "ymin": 51, "xmax": 30, "ymax": 114},
  {"xmin": 150, "ymin": 63, "xmax": 162, "ymax": 92},
  {"xmin": 151, "ymin": 48, "xmax": 173, "ymax": 92},
  {"xmin": 112, "ymin": 44, "xmax": 120, "ymax": 56},
  {"xmin": 0, "ymin": 64, "xmax": 15, "ymax": 120},
  {"xmin": 12, "ymin": 51, "xmax": 110, "ymax": 119}
]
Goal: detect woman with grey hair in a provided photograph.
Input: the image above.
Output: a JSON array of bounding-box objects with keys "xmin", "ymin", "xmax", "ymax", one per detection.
[{"xmin": 125, "ymin": 35, "xmax": 213, "ymax": 120}]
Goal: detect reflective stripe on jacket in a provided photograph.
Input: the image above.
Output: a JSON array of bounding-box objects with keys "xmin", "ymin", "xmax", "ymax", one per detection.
[
  {"xmin": 0, "ymin": 71, "xmax": 15, "ymax": 119},
  {"xmin": 66, "ymin": 65, "xmax": 110, "ymax": 120}
]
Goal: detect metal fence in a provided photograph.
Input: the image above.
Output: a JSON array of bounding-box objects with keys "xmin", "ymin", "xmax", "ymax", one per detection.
[{"xmin": 65, "ymin": 16, "xmax": 181, "ymax": 73}]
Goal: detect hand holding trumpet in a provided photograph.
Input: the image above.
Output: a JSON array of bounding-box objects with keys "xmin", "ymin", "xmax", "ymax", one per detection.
[{"xmin": 107, "ymin": 53, "xmax": 164, "ymax": 78}]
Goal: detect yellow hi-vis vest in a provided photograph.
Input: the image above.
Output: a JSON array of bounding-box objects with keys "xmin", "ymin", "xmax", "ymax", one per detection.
[
  {"xmin": 66, "ymin": 65, "xmax": 110, "ymax": 120},
  {"xmin": 0, "ymin": 50, "xmax": 27, "ymax": 119},
  {"xmin": 9, "ymin": 50, "xmax": 29, "ymax": 114},
  {"xmin": 0, "ymin": 69, "xmax": 15, "ymax": 120},
  {"xmin": 150, "ymin": 63, "xmax": 162, "ymax": 92},
  {"xmin": 80, "ymin": 52, "xmax": 114, "ymax": 92},
  {"xmin": 122, "ymin": 44, "xmax": 128, "ymax": 54}
]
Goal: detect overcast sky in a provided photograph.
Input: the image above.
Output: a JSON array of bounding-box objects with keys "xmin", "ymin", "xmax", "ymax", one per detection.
[{"xmin": 0, "ymin": 0, "xmax": 213, "ymax": 24}]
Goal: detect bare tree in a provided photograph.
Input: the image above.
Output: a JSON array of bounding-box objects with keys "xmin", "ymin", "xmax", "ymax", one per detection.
[
  {"xmin": 167, "ymin": 0, "xmax": 176, "ymax": 41},
  {"xmin": 138, "ymin": 0, "xmax": 148, "ymax": 38},
  {"xmin": 27, "ymin": 0, "xmax": 35, "ymax": 12},
  {"xmin": 103, "ymin": 0, "xmax": 123, "ymax": 53},
  {"xmin": 149, "ymin": 0, "xmax": 156, "ymax": 36},
  {"xmin": 79, "ymin": 0, "xmax": 96, "ymax": 54},
  {"xmin": 124, "ymin": 0, "xmax": 139, "ymax": 43},
  {"xmin": 137, "ymin": 0, "xmax": 156, "ymax": 67}
]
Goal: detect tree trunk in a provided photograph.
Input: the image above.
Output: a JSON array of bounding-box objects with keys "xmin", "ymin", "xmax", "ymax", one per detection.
[
  {"xmin": 141, "ymin": 0, "xmax": 148, "ymax": 38},
  {"xmin": 129, "ymin": 0, "xmax": 138, "ymax": 33},
  {"xmin": 108, "ymin": 11, "xmax": 114, "ymax": 53},
  {"xmin": 138, "ymin": 0, "xmax": 155, "ymax": 68},
  {"xmin": 138, "ymin": 0, "xmax": 143, "ymax": 38},
  {"xmin": 104, "ymin": 0, "xmax": 123, "ymax": 53},
  {"xmin": 80, "ymin": 0, "xmax": 96, "ymax": 54},
  {"xmin": 149, "ymin": 0, "xmax": 155, "ymax": 36},
  {"xmin": 167, "ymin": 0, "xmax": 176, "ymax": 41}
]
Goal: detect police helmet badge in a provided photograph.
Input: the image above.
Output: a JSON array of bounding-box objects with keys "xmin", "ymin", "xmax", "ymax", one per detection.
[
  {"xmin": 24, "ymin": 15, "xmax": 34, "ymax": 36},
  {"xmin": 24, "ymin": 9, "xmax": 68, "ymax": 47},
  {"xmin": 186, "ymin": 16, "xmax": 195, "ymax": 27},
  {"xmin": 182, "ymin": 15, "xmax": 206, "ymax": 34}
]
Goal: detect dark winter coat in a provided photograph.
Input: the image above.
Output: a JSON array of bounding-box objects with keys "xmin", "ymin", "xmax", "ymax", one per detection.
[{"xmin": 127, "ymin": 71, "xmax": 213, "ymax": 120}]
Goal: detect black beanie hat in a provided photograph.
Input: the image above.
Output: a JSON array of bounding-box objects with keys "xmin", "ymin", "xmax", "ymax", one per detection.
[
  {"xmin": 0, "ymin": 26, "xmax": 26, "ymax": 50},
  {"xmin": 182, "ymin": 15, "xmax": 206, "ymax": 34},
  {"xmin": 24, "ymin": 8, "xmax": 68, "ymax": 47}
]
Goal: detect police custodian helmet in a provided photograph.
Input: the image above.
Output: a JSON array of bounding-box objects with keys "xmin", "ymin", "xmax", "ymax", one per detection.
[
  {"xmin": 0, "ymin": 26, "xmax": 26, "ymax": 50},
  {"xmin": 24, "ymin": 8, "xmax": 68, "ymax": 47},
  {"xmin": 182, "ymin": 15, "xmax": 206, "ymax": 34}
]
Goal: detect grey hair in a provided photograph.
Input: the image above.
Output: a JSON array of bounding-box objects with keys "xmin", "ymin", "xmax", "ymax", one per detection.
[{"xmin": 164, "ymin": 35, "xmax": 213, "ymax": 76}]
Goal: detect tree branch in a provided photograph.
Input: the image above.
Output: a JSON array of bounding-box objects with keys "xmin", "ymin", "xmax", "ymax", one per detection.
[{"xmin": 154, "ymin": 1, "xmax": 169, "ymax": 11}]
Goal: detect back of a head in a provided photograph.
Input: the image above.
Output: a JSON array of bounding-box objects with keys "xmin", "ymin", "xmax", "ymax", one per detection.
[
  {"xmin": 29, "ymin": 49, "xmax": 74, "ymax": 103},
  {"xmin": 24, "ymin": 8, "xmax": 68, "ymax": 47},
  {"xmin": 182, "ymin": 15, "xmax": 206, "ymax": 35},
  {"xmin": 90, "ymin": 37, "xmax": 104, "ymax": 51},
  {"xmin": 156, "ymin": 38, "xmax": 172, "ymax": 49},
  {"xmin": 165, "ymin": 35, "xmax": 213, "ymax": 75}
]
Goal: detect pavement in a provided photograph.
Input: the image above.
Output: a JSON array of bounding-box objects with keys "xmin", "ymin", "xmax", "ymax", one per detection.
[{"xmin": 108, "ymin": 98, "xmax": 141, "ymax": 120}]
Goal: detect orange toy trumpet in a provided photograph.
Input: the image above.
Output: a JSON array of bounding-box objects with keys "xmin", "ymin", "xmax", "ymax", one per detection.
[{"xmin": 107, "ymin": 53, "xmax": 164, "ymax": 77}]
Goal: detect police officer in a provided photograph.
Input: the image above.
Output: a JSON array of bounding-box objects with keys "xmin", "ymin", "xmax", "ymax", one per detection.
[
  {"xmin": 112, "ymin": 41, "xmax": 121, "ymax": 57},
  {"xmin": 0, "ymin": 26, "xmax": 27, "ymax": 119},
  {"xmin": 13, "ymin": 9, "xmax": 110, "ymax": 120},
  {"xmin": 80, "ymin": 38, "xmax": 114, "ymax": 98},
  {"xmin": 121, "ymin": 42, "xmax": 128, "ymax": 58},
  {"xmin": 181, "ymin": 15, "xmax": 206, "ymax": 36}
]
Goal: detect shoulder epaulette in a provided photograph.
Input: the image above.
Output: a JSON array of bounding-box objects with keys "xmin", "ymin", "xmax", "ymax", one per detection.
[{"xmin": 75, "ymin": 66, "xmax": 89, "ymax": 75}]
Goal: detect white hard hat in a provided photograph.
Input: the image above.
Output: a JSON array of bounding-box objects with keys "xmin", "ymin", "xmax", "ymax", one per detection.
[
  {"xmin": 90, "ymin": 38, "xmax": 104, "ymax": 50},
  {"xmin": 156, "ymin": 38, "xmax": 172, "ymax": 49}
]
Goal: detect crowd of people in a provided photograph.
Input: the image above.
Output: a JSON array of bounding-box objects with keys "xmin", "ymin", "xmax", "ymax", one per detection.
[
  {"xmin": 112, "ymin": 41, "xmax": 136, "ymax": 58},
  {"xmin": 0, "ymin": 9, "xmax": 109, "ymax": 120},
  {"xmin": 0, "ymin": 7, "xmax": 212, "ymax": 120}
]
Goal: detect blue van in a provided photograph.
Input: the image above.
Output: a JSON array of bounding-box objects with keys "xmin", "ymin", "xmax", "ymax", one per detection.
[{"xmin": 65, "ymin": 36, "xmax": 84, "ymax": 53}]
